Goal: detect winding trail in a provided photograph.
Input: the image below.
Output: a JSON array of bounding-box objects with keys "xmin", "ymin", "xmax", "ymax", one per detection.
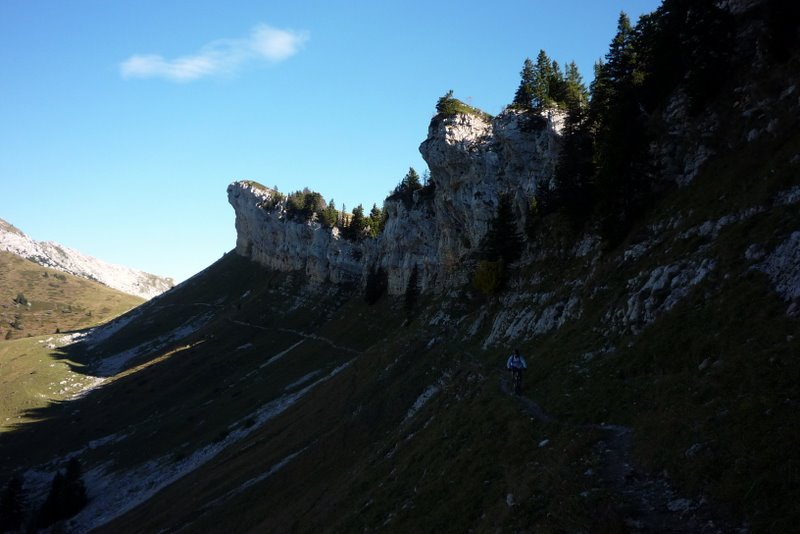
[
  {"xmin": 229, "ymin": 319, "xmax": 362, "ymax": 355},
  {"xmin": 500, "ymin": 377, "xmax": 739, "ymax": 533}
]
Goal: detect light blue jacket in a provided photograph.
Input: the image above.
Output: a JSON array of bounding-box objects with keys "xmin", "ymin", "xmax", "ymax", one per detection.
[{"xmin": 506, "ymin": 354, "xmax": 527, "ymax": 370}]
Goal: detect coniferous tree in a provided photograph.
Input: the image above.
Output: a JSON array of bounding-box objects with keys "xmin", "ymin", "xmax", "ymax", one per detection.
[
  {"xmin": 320, "ymin": 198, "xmax": 338, "ymax": 228},
  {"xmin": 63, "ymin": 458, "xmax": 88, "ymax": 515},
  {"xmin": 38, "ymin": 458, "xmax": 88, "ymax": 528},
  {"xmin": 563, "ymin": 61, "xmax": 589, "ymax": 117},
  {"xmin": 402, "ymin": 167, "xmax": 421, "ymax": 191},
  {"xmin": 404, "ymin": 265, "xmax": 420, "ymax": 317},
  {"xmin": 512, "ymin": 58, "xmax": 536, "ymax": 110},
  {"xmin": 481, "ymin": 194, "xmax": 525, "ymax": 264},
  {"xmin": 390, "ymin": 167, "xmax": 423, "ymax": 209},
  {"xmin": 0, "ymin": 475, "xmax": 26, "ymax": 532},
  {"xmin": 532, "ymin": 49, "xmax": 554, "ymax": 109},
  {"xmin": 38, "ymin": 472, "xmax": 64, "ymax": 528},
  {"xmin": 345, "ymin": 204, "xmax": 367, "ymax": 241},
  {"xmin": 588, "ymin": 11, "xmax": 651, "ymax": 243},
  {"xmin": 367, "ymin": 203, "xmax": 384, "ymax": 238},
  {"xmin": 548, "ymin": 59, "xmax": 567, "ymax": 104}
]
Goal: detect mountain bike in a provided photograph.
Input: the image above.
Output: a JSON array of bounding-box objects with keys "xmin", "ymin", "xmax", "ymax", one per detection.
[{"xmin": 510, "ymin": 368, "xmax": 523, "ymax": 395}]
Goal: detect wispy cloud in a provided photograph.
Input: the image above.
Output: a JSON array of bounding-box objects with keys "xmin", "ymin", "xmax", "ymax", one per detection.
[{"xmin": 120, "ymin": 24, "xmax": 309, "ymax": 82}]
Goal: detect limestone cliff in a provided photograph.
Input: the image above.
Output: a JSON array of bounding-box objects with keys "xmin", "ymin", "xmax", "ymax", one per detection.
[
  {"xmin": 228, "ymin": 108, "xmax": 565, "ymax": 294},
  {"xmin": 227, "ymin": 182, "xmax": 363, "ymax": 286}
]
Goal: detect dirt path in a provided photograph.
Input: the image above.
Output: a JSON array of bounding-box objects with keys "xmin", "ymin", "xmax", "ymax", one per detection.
[
  {"xmin": 228, "ymin": 319, "xmax": 361, "ymax": 355},
  {"xmin": 500, "ymin": 377, "xmax": 739, "ymax": 533}
]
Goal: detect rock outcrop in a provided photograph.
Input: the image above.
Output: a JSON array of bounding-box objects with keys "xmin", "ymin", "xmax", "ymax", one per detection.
[
  {"xmin": 0, "ymin": 218, "xmax": 174, "ymax": 300},
  {"xmin": 228, "ymin": 108, "xmax": 565, "ymax": 294},
  {"xmin": 227, "ymin": 182, "xmax": 363, "ymax": 286}
]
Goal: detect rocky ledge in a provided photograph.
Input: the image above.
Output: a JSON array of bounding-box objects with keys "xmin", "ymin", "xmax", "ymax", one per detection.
[{"xmin": 229, "ymin": 107, "xmax": 565, "ymax": 295}]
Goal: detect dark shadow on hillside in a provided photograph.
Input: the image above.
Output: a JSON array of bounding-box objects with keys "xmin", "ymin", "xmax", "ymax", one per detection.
[
  {"xmin": 40, "ymin": 253, "xmax": 261, "ymax": 377},
  {"xmin": 0, "ymin": 252, "xmax": 368, "ymax": 494}
]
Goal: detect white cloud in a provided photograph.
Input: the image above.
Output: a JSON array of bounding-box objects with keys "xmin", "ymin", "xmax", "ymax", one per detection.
[
  {"xmin": 250, "ymin": 24, "xmax": 310, "ymax": 62},
  {"xmin": 120, "ymin": 24, "xmax": 309, "ymax": 82}
]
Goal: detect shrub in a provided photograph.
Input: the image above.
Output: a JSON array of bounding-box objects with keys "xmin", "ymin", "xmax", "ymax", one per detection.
[
  {"xmin": 14, "ymin": 293, "xmax": 28, "ymax": 306},
  {"xmin": 435, "ymin": 90, "xmax": 493, "ymax": 121}
]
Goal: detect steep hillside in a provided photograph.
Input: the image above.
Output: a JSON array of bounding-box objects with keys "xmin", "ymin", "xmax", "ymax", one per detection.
[
  {"xmin": 0, "ymin": 251, "xmax": 144, "ymax": 431},
  {"xmin": 0, "ymin": 1, "xmax": 798, "ymax": 533},
  {"xmin": 0, "ymin": 218, "xmax": 174, "ymax": 300},
  {"xmin": 0, "ymin": 251, "xmax": 144, "ymax": 341}
]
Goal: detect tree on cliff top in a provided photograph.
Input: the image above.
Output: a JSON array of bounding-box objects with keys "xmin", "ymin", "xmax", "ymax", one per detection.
[
  {"xmin": 512, "ymin": 58, "xmax": 536, "ymax": 110},
  {"xmin": 511, "ymin": 51, "xmax": 587, "ymax": 113}
]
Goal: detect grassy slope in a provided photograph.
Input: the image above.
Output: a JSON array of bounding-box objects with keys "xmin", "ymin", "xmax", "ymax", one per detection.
[
  {"xmin": 1, "ymin": 64, "xmax": 797, "ymax": 534},
  {"xmin": 0, "ymin": 251, "xmax": 143, "ymax": 340},
  {"xmin": 0, "ymin": 251, "xmax": 143, "ymax": 429},
  {"xmin": 0, "ymin": 121, "xmax": 796, "ymax": 531}
]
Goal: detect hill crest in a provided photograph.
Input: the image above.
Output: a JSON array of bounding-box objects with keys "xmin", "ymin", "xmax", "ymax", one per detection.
[{"xmin": 0, "ymin": 218, "xmax": 174, "ymax": 300}]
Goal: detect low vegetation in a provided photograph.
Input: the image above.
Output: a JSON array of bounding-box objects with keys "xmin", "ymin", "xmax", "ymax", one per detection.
[
  {"xmin": 434, "ymin": 90, "xmax": 493, "ymax": 122},
  {"xmin": 0, "ymin": 252, "xmax": 142, "ymax": 341}
]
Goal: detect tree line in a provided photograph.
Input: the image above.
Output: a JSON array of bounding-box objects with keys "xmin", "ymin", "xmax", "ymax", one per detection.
[
  {"xmin": 0, "ymin": 458, "xmax": 88, "ymax": 531},
  {"xmin": 544, "ymin": 3, "xmax": 738, "ymax": 243}
]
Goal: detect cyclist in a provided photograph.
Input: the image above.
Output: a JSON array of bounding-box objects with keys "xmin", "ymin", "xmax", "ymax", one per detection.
[{"xmin": 506, "ymin": 349, "xmax": 527, "ymax": 395}]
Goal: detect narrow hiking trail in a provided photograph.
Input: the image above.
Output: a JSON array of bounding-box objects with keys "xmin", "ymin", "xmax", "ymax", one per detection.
[
  {"xmin": 500, "ymin": 378, "xmax": 741, "ymax": 533},
  {"xmin": 228, "ymin": 319, "xmax": 362, "ymax": 355}
]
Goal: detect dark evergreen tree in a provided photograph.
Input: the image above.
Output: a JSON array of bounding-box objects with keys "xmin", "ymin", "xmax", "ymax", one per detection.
[
  {"xmin": 64, "ymin": 458, "xmax": 88, "ymax": 513},
  {"xmin": 402, "ymin": 167, "xmax": 421, "ymax": 191},
  {"xmin": 0, "ymin": 475, "xmax": 26, "ymax": 532},
  {"xmin": 563, "ymin": 61, "xmax": 589, "ymax": 116},
  {"xmin": 367, "ymin": 203, "xmax": 384, "ymax": 238},
  {"xmin": 532, "ymin": 49, "xmax": 554, "ymax": 109},
  {"xmin": 512, "ymin": 57, "xmax": 536, "ymax": 110},
  {"xmin": 285, "ymin": 188, "xmax": 325, "ymax": 222},
  {"xmin": 319, "ymin": 198, "xmax": 338, "ymax": 228},
  {"xmin": 481, "ymin": 194, "xmax": 525, "ymax": 264},
  {"xmin": 37, "ymin": 459, "xmax": 88, "ymax": 529},
  {"xmin": 588, "ymin": 12, "xmax": 651, "ymax": 244},
  {"xmin": 389, "ymin": 167, "xmax": 423, "ymax": 209},
  {"xmin": 548, "ymin": 59, "xmax": 567, "ymax": 104},
  {"xmin": 345, "ymin": 204, "xmax": 367, "ymax": 241}
]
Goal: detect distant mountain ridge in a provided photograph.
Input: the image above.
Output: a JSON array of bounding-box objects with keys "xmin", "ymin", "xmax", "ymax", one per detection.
[{"xmin": 0, "ymin": 218, "xmax": 173, "ymax": 300}]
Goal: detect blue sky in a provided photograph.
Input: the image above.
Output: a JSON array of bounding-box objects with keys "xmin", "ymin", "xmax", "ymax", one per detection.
[{"xmin": 0, "ymin": 0, "xmax": 661, "ymax": 283}]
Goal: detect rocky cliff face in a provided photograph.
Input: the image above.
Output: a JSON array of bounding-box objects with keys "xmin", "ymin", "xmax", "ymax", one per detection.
[
  {"xmin": 227, "ymin": 182, "xmax": 363, "ymax": 286},
  {"xmin": 0, "ymin": 218, "xmax": 174, "ymax": 300},
  {"xmin": 228, "ymin": 108, "xmax": 565, "ymax": 294}
]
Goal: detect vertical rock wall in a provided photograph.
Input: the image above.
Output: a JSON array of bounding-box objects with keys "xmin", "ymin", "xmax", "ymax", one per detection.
[{"xmin": 228, "ymin": 108, "xmax": 565, "ymax": 294}]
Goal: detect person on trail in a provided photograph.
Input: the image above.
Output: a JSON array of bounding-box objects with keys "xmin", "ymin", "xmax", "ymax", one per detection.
[{"xmin": 506, "ymin": 349, "xmax": 527, "ymax": 395}]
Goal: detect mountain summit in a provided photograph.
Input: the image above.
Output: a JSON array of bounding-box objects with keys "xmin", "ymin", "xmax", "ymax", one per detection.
[{"xmin": 0, "ymin": 218, "xmax": 173, "ymax": 300}]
